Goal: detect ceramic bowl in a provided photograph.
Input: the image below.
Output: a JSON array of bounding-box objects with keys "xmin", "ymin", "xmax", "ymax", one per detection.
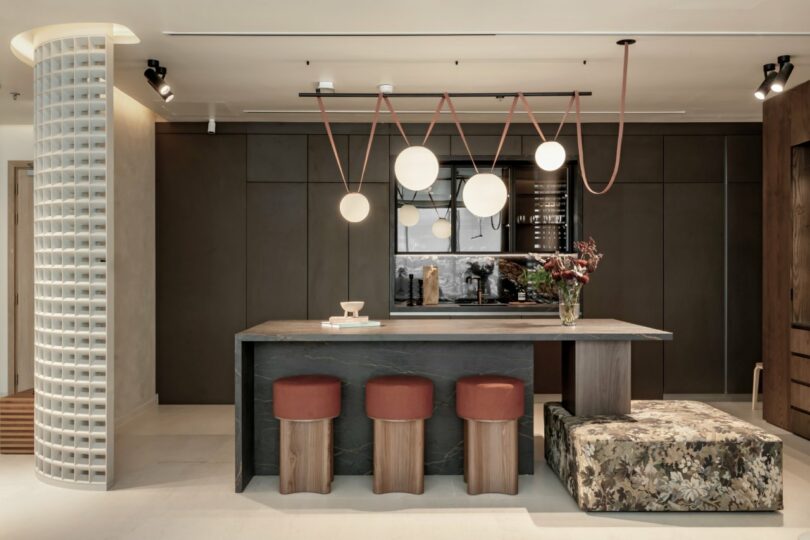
[{"xmin": 340, "ymin": 301, "xmax": 364, "ymax": 316}]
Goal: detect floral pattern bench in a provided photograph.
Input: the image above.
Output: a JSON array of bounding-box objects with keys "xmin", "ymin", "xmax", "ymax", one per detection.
[{"xmin": 544, "ymin": 400, "xmax": 783, "ymax": 511}]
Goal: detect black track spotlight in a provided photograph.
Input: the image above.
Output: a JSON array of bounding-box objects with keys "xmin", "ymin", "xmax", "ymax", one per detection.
[
  {"xmin": 771, "ymin": 55, "xmax": 794, "ymax": 93},
  {"xmin": 754, "ymin": 63, "xmax": 777, "ymax": 101},
  {"xmin": 144, "ymin": 59, "xmax": 173, "ymax": 101}
]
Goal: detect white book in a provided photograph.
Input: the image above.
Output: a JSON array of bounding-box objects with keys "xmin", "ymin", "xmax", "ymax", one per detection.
[{"xmin": 321, "ymin": 320, "xmax": 382, "ymax": 329}]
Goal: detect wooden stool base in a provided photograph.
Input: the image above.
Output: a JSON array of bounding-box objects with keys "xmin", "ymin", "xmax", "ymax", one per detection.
[
  {"xmin": 373, "ymin": 419, "xmax": 424, "ymax": 494},
  {"xmin": 279, "ymin": 418, "xmax": 333, "ymax": 494},
  {"xmin": 464, "ymin": 418, "xmax": 518, "ymax": 495}
]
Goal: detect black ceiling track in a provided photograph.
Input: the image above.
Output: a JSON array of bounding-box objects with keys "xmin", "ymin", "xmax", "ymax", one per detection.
[{"xmin": 299, "ymin": 91, "xmax": 592, "ymax": 98}]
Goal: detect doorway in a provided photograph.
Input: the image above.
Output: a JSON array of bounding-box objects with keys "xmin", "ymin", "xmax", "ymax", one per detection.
[{"xmin": 8, "ymin": 161, "xmax": 34, "ymax": 393}]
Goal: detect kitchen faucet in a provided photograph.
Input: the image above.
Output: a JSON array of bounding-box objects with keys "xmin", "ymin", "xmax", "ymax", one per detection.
[{"xmin": 465, "ymin": 275, "xmax": 485, "ymax": 304}]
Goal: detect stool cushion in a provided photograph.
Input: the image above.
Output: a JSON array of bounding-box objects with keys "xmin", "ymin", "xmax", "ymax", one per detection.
[
  {"xmin": 365, "ymin": 375, "xmax": 434, "ymax": 420},
  {"xmin": 273, "ymin": 375, "xmax": 341, "ymax": 420},
  {"xmin": 456, "ymin": 375, "xmax": 524, "ymax": 420}
]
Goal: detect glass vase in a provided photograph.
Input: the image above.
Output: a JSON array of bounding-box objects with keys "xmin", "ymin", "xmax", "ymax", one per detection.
[{"xmin": 557, "ymin": 283, "xmax": 582, "ymax": 326}]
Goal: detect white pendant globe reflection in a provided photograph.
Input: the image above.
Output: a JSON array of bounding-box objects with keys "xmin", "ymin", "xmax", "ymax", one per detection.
[
  {"xmin": 462, "ymin": 173, "xmax": 507, "ymax": 218},
  {"xmin": 394, "ymin": 145, "xmax": 440, "ymax": 191},
  {"xmin": 339, "ymin": 192, "xmax": 370, "ymax": 223},
  {"xmin": 535, "ymin": 141, "xmax": 566, "ymax": 171},
  {"xmin": 398, "ymin": 204, "xmax": 420, "ymax": 227},
  {"xmin": 432, "ymin": 217, "xmax": 452, "ymax": 239}
]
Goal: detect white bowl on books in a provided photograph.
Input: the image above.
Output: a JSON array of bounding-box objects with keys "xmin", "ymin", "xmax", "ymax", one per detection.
[{"xmin": 340, "ymin": 301, "xmax": 364, "ymax": 318}]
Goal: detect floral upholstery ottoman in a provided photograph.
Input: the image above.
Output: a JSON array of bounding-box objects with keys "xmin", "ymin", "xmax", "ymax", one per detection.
[{"xmin": 544, "ymin": 401, "xmax": 783, "ymax": 512}]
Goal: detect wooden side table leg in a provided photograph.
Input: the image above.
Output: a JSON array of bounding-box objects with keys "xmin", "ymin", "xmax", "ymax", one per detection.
[
  {"xmin": 562, "ymin": 340, "xmax": 632, "ymax": 416},
  {"xmin": 465, "ymin": 419, "xmax": 518, "ymax": 495},
  {"xmin": 279, "ymin": 418, "xmax": 332, "ymax": 494},
  {"xmin": 373, "ymin": 419, "xmax": 425, "ymax": 494}
]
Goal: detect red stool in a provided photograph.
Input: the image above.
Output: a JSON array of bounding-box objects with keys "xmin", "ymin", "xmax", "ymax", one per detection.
[
  {"xmin": 365, "ymin": 375, "xmax": 433, "ymax": 494},
  {"xmin": 456, "ymin": 375, "xmax": 524, "ymax": 495},
  {"xmin": 273, "ymin": 375, "xmax": 341, "ymax": 494}
]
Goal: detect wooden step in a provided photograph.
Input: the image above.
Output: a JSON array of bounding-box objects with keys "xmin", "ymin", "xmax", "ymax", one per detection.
[{"xmin": 0, "ymin": 389, "xmax": 35, "ymax": 455}]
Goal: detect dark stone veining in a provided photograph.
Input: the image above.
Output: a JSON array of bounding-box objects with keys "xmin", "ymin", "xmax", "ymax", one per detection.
[{"xmin": 248, "ymin": 341, "xmax": 534, "ymax": 477}]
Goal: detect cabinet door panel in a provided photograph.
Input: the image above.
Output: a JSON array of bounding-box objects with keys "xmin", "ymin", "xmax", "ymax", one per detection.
[
  {"xmin": 308, "ymin": 134, "xmax": 349, "ymax": 182},
  {"xmin": 349, "ymin": 184, "xmax": 390, "ymax": 318},
  {"xmin": 156, "ymin": 134, "xmax": 246, "ymax": 404},
  {"xmin": 247, "ymin": 135, "xmax": 307, "ymax": 182},
  {"xmin": 349, "ymin": 134, "xmax": 389, "ymax": 183},
  {"xmin": 581, "ymin": 135, "xmax": 663, "ymax": 183},
  {"xmin": 726, "ymin": 182, "xmax": 762, "ymax": 392},
  {"xmin": 664, "ymin": 136, "xmax": 724, "ymax": 182},
  {"xmin": 583, "ymin": 183, "xmax": 664, "ymax": 398},
  {"xmin": 308, "ymin": 183, "xmax": 349, "ymax": 319},
  {"xmin": 664, "ymin": 183, "xmax": 724, "ymax": 393},
  {"xmin": 247, "ymin": 183, "xmax": 308, "ymax": 325}
]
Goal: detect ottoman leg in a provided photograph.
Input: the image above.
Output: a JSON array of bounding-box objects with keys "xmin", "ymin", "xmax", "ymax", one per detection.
[
  {"xmin": 373, "ymin": 419, "xmax": 425, "ymax": 494},
  {"xmin": 279, "ymin": 418, "xmax": 332, "ymax": 494},
  {"xmin": 465, "ymin": 419, "xmax": 518, "ymax": 495}
]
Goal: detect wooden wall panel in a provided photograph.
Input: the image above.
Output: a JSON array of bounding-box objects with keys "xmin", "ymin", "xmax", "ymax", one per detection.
[
  {"xmin": 581, "ymin": 135, "xmax": 663, "ymax": 183},
  {"xmin": 349, "ymin": 184, "xmax": 390, "ymax": 319},
  {"xmin": 156, "ymin": 134, "xmax": 246, "ymax": 403},
  {"xmin": 583, "ymin": 183, "xmax": 664, "ymax": 398},
  {"xmin": 727, "ymin": 182, "xmax": 762, "ymax": 393},
  {"xmin": 246, "ymin": 183, "xmax": 308, "ymax": 325},
  {"xmin": 247, "ymin": 135, "xmax": 307, "ymax": 182},
  {"xmin": 664, "ymin": 136, "xmax": 725, "ymax": 182},
  {"xmin": 664, "ymin": 183, "xmax": 725, "ymax": 393},
  {"xmin": 307, "ymin": 183, "xmax": 349, "ymax": 319},
  {"xmin": 763, "ymin": 89, "xmax": 796, "ymax": 428}
]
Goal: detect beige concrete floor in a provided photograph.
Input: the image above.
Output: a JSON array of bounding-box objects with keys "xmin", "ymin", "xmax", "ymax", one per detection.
[{"xmin": 1, "ymin": 400, "xmax": 809, "ymax": 540}]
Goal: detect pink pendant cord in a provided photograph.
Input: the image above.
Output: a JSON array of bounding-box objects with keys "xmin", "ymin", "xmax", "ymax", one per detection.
[
  {"xmin": 443, "ymin": 92, "xmax": 479, "ymax": 174},
  {"xmin": 317, "ymin": 94, "xmax": 383, "ymax": 193},
  {"xmin": 491, "ymin": 95, "xmax": 519, "ymax": 172},
  {"xmin": 575, "ymin": 43, "xmax": 631, "ymax": 195}
]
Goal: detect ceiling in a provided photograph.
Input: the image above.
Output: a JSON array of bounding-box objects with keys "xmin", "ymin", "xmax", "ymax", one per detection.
[{"xmin": 1, "ymin": 0, "xmax": 810, "ymax": 124}]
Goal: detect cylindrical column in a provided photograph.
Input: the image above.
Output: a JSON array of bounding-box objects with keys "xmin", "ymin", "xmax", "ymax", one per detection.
[{"xmin": 31, "ymin": 29, "xmax": 114, "ymax": 489}]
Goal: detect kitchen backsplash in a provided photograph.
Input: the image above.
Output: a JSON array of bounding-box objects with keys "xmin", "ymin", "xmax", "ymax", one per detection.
[{"xmin": 394, "ymin": 254, "xmax": 557, "ymax": 304}]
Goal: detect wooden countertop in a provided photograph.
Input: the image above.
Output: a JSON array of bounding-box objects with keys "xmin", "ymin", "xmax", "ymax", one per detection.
[{"xmin": 237, "ymin": 318, "xmax": 672, "ymax": 343}]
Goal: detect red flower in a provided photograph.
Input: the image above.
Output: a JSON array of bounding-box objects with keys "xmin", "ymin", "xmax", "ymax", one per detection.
[
  {"xmin": 577, "ymin": 274, "xmax": 590, "ymax": 284},
  {"xmin": 562, "ymin": 270, "xmax": 574, "ymax": 279},
  {"xmin": 551, "ymin": 271, "xmax": 561, "ymax": 280},
  {"xmin": 576, "ymin": 259, "xmax": 588, "ymax": 267}
]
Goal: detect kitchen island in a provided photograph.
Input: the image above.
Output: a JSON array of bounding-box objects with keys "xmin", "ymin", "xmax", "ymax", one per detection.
[{"xmin": 235, "ymin": 318, "xmax": 672, "ymax": 492}]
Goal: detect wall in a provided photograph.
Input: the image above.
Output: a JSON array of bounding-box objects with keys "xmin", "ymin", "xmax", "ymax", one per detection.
[
  {"xmin": 763, "ymin": 79, "xmax": 810, "ymax": 432},
  {"xmin": 155, "ymin": 122, "xmax": 761, "ymax": 403},
  {"xmin": 0, "ymin": 124, "xmax": 34, "ymax": 397},
  {"xmin": 112, "ymin": 89, "xmax": 157, "ymax": 421}
]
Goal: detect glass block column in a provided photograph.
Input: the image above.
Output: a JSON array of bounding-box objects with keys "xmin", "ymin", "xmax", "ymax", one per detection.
[{"xmin": 32, "ymin": 33, "xmax": 114, "ymax": 489}]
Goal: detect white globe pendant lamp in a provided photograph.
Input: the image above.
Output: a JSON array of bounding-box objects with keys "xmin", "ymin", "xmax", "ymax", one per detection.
[
  {"xmin": 394, "ymin": 145, "xmax": 440, "ymax": 191},
  {"xmin": 432, "ymin": 217, "xmax": 452, "ymax": 239},
  {"xmin": 462, "ymin": 173, "xmax": 508, "ymax": 218},
  {"xmin": 398, "ymin": 204, "xmax": 420, "ymax": 227},
  {"xmin": 339, "ymin": 192, "xmax": 370, "ymax": 223},
  {"xmin": 535, "ymin": 140, "xmax": 567, "ymax": 171}
]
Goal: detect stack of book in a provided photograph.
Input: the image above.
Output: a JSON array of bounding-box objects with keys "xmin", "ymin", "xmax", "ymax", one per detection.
[{"xmin": 321, "ymin": 315, "xmax": 381, "ymax": 329}]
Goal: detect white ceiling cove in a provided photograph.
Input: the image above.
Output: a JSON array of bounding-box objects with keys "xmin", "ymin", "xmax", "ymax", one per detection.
[{"xmin": 1, "ymin": 0, "xmax": 810, "ymax": 123}]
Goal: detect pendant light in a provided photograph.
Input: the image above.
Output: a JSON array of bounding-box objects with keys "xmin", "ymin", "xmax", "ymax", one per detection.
[
  {"xmin": 432, "ymin": 217, "xmax": 452, "ymax": 239},
  {"xmin": 395, "ymin": 146, "xmax": 439, "ymax": 191},
  {"xmin": 398, "ymin": 204, "xmax": 420, "ymax": 227},
  {"xmin": 535, "ymin": 141, "xmax": 567, "ymax": 171},
  {"xmin": 317, "ymin": 93, "xmax": 383, "ymax": 223},
  {"xmin": 340, "ymin": 192, "xmax": 370, "ymax": 223},
  {"xmin": 462, "ymin": 173, "xmax": 508, "ymax": 218}
]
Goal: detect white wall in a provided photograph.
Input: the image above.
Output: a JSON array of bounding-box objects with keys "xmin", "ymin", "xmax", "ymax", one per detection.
[
  {"xmin": 112, "ymin": 89, "xmax": 157, "ymax": 421},
  {"xmin": 0, "ymin": 125, "xmax": 34, "ymax": 397}
]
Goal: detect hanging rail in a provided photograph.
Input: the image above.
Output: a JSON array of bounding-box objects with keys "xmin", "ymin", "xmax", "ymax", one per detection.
[{"xmin": 299, "ymin": 91, "xmax": 592, "ymax": 98}]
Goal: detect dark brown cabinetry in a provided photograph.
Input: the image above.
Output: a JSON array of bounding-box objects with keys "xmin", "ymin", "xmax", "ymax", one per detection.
[
  {"xmin": 246, "ymin": 183, "xmax": 308, "ymax": 325},
  {"xmin": 583, "ymin": 183, "xmax": 664, "ymax": 398},
  {"xmin": 664, "ymin": 182, "xmax": 725, "ymax": 393},
  {"xmin": 763, "ymin": 80, "xmax": 810, "ymax": 437},
  {"xmin": 307, "ymin": 183, "xmax": 350, "ymax": 320},
  {"xmin": 156, "ymin": 134, "xmax": 246, "ymax": 403}
]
